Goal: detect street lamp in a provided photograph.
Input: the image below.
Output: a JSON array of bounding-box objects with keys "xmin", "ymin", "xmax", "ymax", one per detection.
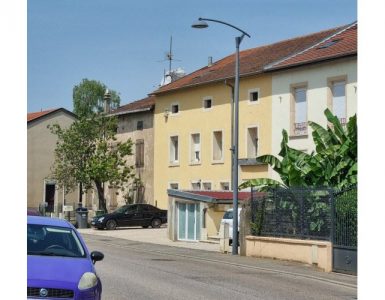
[{"xmin": 192, "ymin": 17, "xmax": 250, "ymax": 255}]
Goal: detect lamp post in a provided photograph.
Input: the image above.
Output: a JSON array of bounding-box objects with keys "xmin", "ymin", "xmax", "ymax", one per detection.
[{"xmin": 192, "ymin": 17, "xmax": 250, "ymax": 255}]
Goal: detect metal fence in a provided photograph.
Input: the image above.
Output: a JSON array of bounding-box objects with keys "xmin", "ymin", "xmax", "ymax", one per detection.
[
  {"xmin": 250, "ymin": 186, "xmax": 357, "ymax": 243},
  {"xmin": 250, "ymin": 187, "xmax": 334, "ymax": 240},
  {"xmin": 332, "ymin": 185, "xmax": 357, "ymax": 247}
]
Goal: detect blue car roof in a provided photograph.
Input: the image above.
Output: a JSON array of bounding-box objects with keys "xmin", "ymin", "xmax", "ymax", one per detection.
[{"xmin": 27, "ymin": 216, "xmax": 73, "ymax": 228}]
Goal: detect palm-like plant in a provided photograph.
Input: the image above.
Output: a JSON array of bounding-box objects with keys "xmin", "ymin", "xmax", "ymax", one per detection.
[{"xmin": 240, "ymin": 109, "xmax": 357, "ymax": 191}]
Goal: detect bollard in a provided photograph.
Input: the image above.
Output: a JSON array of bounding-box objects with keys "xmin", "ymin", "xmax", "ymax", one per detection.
[{"xmin": 219, "ymin": 222, "xmax": 230, "ymax": 253}]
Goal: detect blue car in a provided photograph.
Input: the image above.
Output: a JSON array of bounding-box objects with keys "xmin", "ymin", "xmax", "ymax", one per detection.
[{"xmin": 27, "ymin": 216, "xmax": 104, "ymax": 299}]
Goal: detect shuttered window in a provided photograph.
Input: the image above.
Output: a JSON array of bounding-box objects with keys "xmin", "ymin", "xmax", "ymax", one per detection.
[{"xmin": 135, "ymin": 139, "xmax": 144, "ymax": 167}]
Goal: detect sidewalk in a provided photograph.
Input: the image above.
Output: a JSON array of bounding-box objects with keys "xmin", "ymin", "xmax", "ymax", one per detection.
[{"xmin": 77, "ymin": 226, "xmax": 220, "ymax": 252}]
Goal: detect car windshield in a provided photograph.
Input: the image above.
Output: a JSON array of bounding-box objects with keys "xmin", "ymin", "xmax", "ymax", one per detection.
[
  {"xmin": 27, "ymin": 224, "xmax": 86, "ymax": 258},
  {"xmin": 223, "ymin": 211, "xmax": 233, "ymax": 219},
  {"xmin": 114, "ymin": 206, "xmax": 128, "ymax": 213}
]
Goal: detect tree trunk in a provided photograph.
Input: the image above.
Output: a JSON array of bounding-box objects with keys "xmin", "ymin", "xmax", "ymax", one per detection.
[
  {"xmin": 79, "ymin": 182, "xmax": 83, "ymax": 203},
  {"xmin": 95, "ymin": 181, "xmax": 107, "ymax": 213}
]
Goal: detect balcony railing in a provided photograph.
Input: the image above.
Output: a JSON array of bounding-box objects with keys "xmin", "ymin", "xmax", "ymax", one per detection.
[
  {"xmin": 339, "ymin": 118, "xmax": 347, "ymax": 128},
  {"xmin": 293, "ymin": 122, "xmax": 308, "ymax": 136}
]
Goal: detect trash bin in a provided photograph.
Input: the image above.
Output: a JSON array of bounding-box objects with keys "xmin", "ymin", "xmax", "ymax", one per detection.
[{"xmin": 76, "ymin": 207, "xmax": 88, "ymax": 229}]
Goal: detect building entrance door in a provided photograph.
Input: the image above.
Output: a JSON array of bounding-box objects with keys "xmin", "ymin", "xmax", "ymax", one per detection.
[
  {"xmin": 45, "ymin": 183, "xmax": 55, "ymax": 213},
  {"xmin": 177, "ymin": 202, "xmax": 200, "ymax": 241}
]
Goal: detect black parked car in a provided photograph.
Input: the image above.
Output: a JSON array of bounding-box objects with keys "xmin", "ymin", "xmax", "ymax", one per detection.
[{"xmin": 91, "ymin": 204, "xmax": 167, "ymax": 230}]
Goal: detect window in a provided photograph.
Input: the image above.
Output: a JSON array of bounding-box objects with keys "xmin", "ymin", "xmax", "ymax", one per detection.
[
  {"xmin": 213, "ymin": 131, "xmax": 223, "ymax": 161},
  {"xmin": 170, "ymin": 183, "xmax": 179, "ymax": 190},
  {"xmin": 317, "ymin": 39, "xmax": 341, "ymax": 49},
  {"xmin": 137, "ymin": 120, "xmax": 143, "ymax": 130},
  {"xmin": 191, "ymin": 181, "xmax": 201, "ymax": 190},
  {"xmin": 203, "ymin": 98, "xmax": 212, "ymax": 109},
  {"xmin": 249, "ymin": 88, "xmax": 260, "ymax": 103},
  {"xmin": 190, "ymin": 133, "xmax": 201, "ymax": 163},
  {"xmin": 170, "ymin": 136, "xmax": 179, "ymax": 164},
  {"xmin": 292, "ymin": 86, "xmax": 307, "ymax": 135},
  {"xmin": 202, "ymin": 182, "xmax": 212, "ymax": 191},
  {"xmin": 135, "ymin": 139, "xmax": 144, "ymax": 167},
  {"xmin": 247, "ymin": 127, "xmax": 258, "ymax": 158},
  {"xmin": 171, "ymin": 104, "xmax": 179, "ymax": 114},
  {"xmin": 220, "ymin": 182, "xmax": 230, "ymax": 191},
  {"xmin": 332, "ymin": 81, "xmax": 346, "ymax": 125}
]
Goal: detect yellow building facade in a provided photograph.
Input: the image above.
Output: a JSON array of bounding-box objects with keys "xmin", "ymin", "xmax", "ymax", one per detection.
[{"xmin": 153, "ymin": 75, "xmax": 272, "ymax": 210}]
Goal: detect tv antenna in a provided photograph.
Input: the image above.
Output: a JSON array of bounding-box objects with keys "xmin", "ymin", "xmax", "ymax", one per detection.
[{"xmin": 158, "ymin": 36, "xmax": 181, "ymax": 74}]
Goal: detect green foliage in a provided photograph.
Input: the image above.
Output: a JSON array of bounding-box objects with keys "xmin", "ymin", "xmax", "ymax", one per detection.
[
  {"xmin": 240, "ymin": 109, "xmax": 357, "ymax": 191},
  {"xmin": 241, "ymin": 109, "xmax": 357, "ymax": 235},
  {"xmin": 48, "ymin": 114, "xmax": 134, "ymax": 212},
  {"xmin": 334, "ymin": 187, "xmax": 357, "ymax": 246},
  {"xmin": 73, "ymin": 79, "xmax": 120, "ymax": 118}
]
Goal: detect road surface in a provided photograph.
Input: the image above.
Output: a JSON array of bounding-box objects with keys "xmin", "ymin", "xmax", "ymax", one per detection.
[{"xmin": 83, "ymin": 234, "xmax": 357, "ymax": 300}]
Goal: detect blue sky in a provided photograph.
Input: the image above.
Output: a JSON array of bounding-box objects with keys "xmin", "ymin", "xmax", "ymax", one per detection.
[{"xmin": 27, "ymin": 0, "xmax": 357, "ymax": 112}]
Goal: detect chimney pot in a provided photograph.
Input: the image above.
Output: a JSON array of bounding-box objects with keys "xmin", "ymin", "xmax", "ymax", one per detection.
[{"xmin": 208, "ymin": 56, "xmax": 213, "ymax": 67}]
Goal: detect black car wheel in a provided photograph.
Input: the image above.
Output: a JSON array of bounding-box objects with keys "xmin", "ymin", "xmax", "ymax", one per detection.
[
  {"xmin": 106, "ymin": 219, "xmax": 117, "ymax": 230},
  {"xmin": 151, "ymin": 218, "xmax": 161, "ymax": 228}
]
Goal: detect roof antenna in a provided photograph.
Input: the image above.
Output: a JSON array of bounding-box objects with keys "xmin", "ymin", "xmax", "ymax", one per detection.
[{"xmin": 158, "ymin": 36, "xmax": 185, "ymax": 86}]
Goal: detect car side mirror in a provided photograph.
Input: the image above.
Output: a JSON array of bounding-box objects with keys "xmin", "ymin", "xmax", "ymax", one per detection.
[{"xmin": 91, "ymin": 251, "xmax": 104, "ymax": 264}]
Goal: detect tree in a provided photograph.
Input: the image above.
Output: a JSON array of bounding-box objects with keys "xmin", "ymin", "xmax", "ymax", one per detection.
[
  {"xmin": 73, "ymin": 79, "xmax": 120, "ymax": 118},
  {"xmin": 240, "ymin": 109, "xmax": 357, "ymax": 191},
  {"xmin": 49, "ymin": 114, "xmax": 134, "ymax": 212}
]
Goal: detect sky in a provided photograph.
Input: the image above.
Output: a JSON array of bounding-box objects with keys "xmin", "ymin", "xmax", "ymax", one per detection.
[
  {"xmin": 5, "ymin": 1, "xmax": 385, "ymax": 298},
  {"xmin": 27, "ymin": 0, "xmax": 357, "ymax": 113}
]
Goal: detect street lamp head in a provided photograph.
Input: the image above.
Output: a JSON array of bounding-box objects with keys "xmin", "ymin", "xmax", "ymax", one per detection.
[{"xmin": 191, "ymin": 19, "xmax": 208, "ymax": 29}]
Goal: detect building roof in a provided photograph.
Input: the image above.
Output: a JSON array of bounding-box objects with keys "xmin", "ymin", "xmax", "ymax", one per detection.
[
  {"xmin": 152, "ymin": 24, "xmax": 348, "ymax": 95},
  {"xmin": 265, "ymin": 22, "xmax": 357, "ymax": 71},
  {"xmin": 167, "ymin": 189, "xmax": 260, "ymax": 204},
  {"xmin": 27, "ymin": 108, "xmax": 76, "ymax": 123},
  {"xmin": 27, "ymin": 109, "xmax": 56, "ymax": 122},
  {"xmin": 191, "ymin": 190, "xmax": 252, "ymax": 201},
  {"xmin": 111, "ymin": 96, "xmax": 155, "ymax": 116}
]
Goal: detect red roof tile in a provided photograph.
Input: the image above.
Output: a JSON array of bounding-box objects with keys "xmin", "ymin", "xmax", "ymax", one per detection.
[
  {"xmin": 27, "ymin": 109, "xmax": 57, "ymax": 122},
  {"xmin": 152, "ymin": 24, "xmax": 347, "ymax": 95},
  {"xmin": 265, "ymin": 22, "xmax": 357, "ymax": 70},
  {"xmin": 27, "ymin": 108, "xmax": 77, "ymax": 123},
  {"xmin": 190, "ymin": 190, "xmax": 252, "ymax": 201},
  {"xmin": 111, "ymin": 96, "xmax": 155, "ymax": 115}
]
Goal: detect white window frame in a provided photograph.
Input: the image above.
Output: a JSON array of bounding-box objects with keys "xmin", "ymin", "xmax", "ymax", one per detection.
[
  {"xmin": 212, "ymin": 129, "xmax": 224, "ymax": 163},
  {"xmin": 202, "ymin": 96, "xmax": 213, "ymax": 111},
  {"xmin": 291, "ymin": 84, "xmax": 308, "ymax": 136},
  {"xmin": 332, "ymin": 80, "xmax": 347, "ymax": 124},
  {"xmin": 170, "ymin": 102, "xmax": 180, "ymax": 115},
  {"xmin": 169, "ymin": 135, "xmax": 179, "ymax": 165},
  {"xmin": 169, "ymin": 182, "xmax": 179, "ymax": 190},
  {"xmin": 202, "ymin": 181, "xmax": 212, "ymax": 191},
  {"xmin": 245, "ymin": 125, "xmax": 259, "ymax": 159},
  {"xmin": 191, "ymin": 180, "xmax": 201, "ymax": 190},
  {"xmin": 248, "ymin": 88, "xmax": 261, "ymax": 105},
  {"xmin": 189, "ymin": 132, "xmax": 201, "ymax": 165},
  {"xmin": 219, "ymin": 181, "xmax": 230, "ymax": 191}
]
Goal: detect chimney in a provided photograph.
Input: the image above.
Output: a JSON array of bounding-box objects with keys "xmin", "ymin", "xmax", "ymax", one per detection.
[
  {"xmin": 208, "ymin": 56, "xmax": 213, "ymax": 67},
  {"xmin": 103, "ymin": 89, "xmax": 111, "ymax": 113}
]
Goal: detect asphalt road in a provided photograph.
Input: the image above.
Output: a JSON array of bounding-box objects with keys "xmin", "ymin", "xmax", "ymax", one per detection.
[{"xmin": 83, "ymin": 234, "xmax": 357, "ymax": 300}]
